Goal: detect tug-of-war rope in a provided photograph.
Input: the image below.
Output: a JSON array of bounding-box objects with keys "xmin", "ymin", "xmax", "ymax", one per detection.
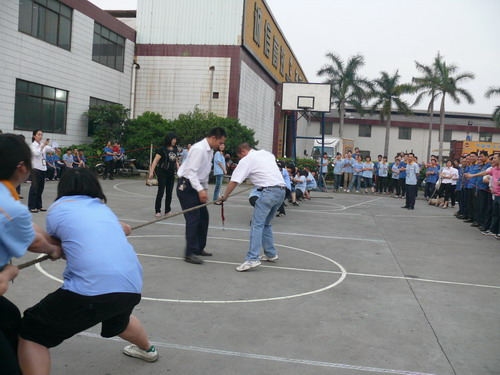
[{"xmin": 17, "ymin": 185, "xmax": 254, "ymax": 270}]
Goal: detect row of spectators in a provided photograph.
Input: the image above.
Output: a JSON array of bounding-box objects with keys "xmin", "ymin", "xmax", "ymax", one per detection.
[{"xmin": 45, "ymin": 148, "xmax": 87, "ymax": 180}]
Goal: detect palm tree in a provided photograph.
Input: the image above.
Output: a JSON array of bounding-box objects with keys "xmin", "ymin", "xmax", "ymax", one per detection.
[
  {"xmin": 412, "ymin": 60, "xmax": 440, "ymax": 162},
  {"xmin": 433, "ymin": 54, "xmax": 475, "ymax": 162},
  {"xmin": 485, "ymin": 86, "xmax": 500, "ymax": 127},
  {"xmin": 317, "ymin": 53, "xmax": 372, "ymax": 138},
  {"xmin": 370, "ymin": 71, "xmax": 413, "ymax": 158}
]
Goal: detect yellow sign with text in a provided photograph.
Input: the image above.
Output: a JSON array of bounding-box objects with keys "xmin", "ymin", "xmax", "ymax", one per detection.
[{"xmin": 243, "ymin": 0, "xmax": 307, "ymax": 84}]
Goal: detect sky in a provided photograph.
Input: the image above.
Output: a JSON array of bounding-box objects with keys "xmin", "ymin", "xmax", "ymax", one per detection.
[{"xmin": 89, "ymin": 0, "xmax": 500, "ymax": 115}]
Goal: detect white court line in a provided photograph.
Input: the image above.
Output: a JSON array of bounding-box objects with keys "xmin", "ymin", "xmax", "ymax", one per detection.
[
  {"xmin": 113, "ymin": 181, "xmax": 152, "ymax": 198},
  {"xmin": 134, "ymin": 253, "xmax": 500, "ymax": 290},
  {"xmin": 121, "ymin": 218, "xmax": 386, "ymax": 243},
  {"xmin": 342, "ymin": 197, "xmax": 384, "ymax": 209},
  {"xmin": 78, "ymin": 331, "xmax": 438, "ymax": 375}
]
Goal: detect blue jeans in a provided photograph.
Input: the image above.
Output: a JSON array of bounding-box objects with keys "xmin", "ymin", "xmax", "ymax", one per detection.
[
  {"xmin": 247, "ymin": 188, "xmax": 285, "ymax": 261},
  {"xmin": 213, "ymin": 174, "xmax": 223, "ymax": 201},
  {"xmin": 348, "ymin": 175, "xmax": 361, "ymax": 191}
]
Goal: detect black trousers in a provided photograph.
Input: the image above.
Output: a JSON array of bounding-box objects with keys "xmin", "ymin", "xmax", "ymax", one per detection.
[
  {"xmin": 277, "ymin": 188, "xmax": 291, "ymax": 215},
  {"xmin": 0, "ymin": 297, "xmax": 21, "ymax": 374},
  {"xmin": 477, "ymin": 189, "xmax": 493, "ymax": 229},
  {"xmin": 465, "ymin": 188, "xmax": 477, "ymax": 221},
  {"xmin": 398, "ymin": 178, "xmax": 406, "ymax": 197},
  {"xmin": 424, "ymin": 182, "xmax": 436, "ymax": 198},
  {"xmin": 458, "ymin": 189, "xmax": 468, "ymax": 216},
  {"xmin": 176, "ymin": 178, "xmax": 209, "ymax": 257},
  {"xmin": 28, "ymin": 169, "xmax": 46, "ymax": 210},
  {"xmin": 155, "ymin": 169, "xmax": 176, "ymax": 214},
  {"xmin": 376, "ymin": 176, "xmax": 388, "ymax": 192},
  {"xmin": 104, "ymin": 160, "xmax": 114, "ymax": 178},
  {"xmin": 405, "ymin": 184, "xmax": 417, "ymax": 209}
]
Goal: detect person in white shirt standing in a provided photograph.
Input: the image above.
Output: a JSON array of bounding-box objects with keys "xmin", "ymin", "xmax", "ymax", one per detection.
[
  {"xmin": 220, "ymin": 144, "xmax": 286, "ymax": 272},
  {"xmin": 28, "ymin": 129, "xmax": 55, "ymax": 213},
  {"xmin": 176, "ymin": 128, "xmax": 226, "ymax": 265}
]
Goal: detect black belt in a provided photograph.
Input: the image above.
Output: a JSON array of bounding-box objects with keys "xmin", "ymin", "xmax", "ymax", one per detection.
[{"xmin": 257, "ymin": 185, "xmax": 286, "ymax": 191}]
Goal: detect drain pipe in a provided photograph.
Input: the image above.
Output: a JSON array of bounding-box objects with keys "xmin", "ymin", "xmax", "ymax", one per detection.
[
  {"xmin": 130, "ymin": 62, "xmax": 140, "ymax": 118},
  {"xmin": 208, "ymin": 66, "xmax": 215, "ymax": 112}
]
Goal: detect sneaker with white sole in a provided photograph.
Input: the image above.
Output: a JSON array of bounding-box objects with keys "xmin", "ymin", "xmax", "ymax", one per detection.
[
  {"xmin": 236, "ymin": 260, "xmax": 261, "ymax": 272},
  {"xmin": 482, "ymin": 230, "xmax": 495, "ymax": 236},
  {"xmin": 259, "ymin": 254, "xmax": 279, "ymax": 262},
  {"xmin": 123, "ymin": 344, "xmax": 158, "ymax": 362}
]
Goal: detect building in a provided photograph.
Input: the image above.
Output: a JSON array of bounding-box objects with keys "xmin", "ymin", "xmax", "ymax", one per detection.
[
  {"xmin": 133, "ymin": 0, "xmax": 307, "ymax": 153},
  {"xmin": 296, "ymin": 109, "xmax": 500, "ymax": 161},
  {"xmin": 0, "ymin": 0, "xmax": 135, "ymax": 145}
]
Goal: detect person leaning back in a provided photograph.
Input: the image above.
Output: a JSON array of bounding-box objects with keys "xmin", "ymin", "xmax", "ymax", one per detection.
[{"xmin": 176, "ymin": 127, "xmax": 226, "ymax": 265}]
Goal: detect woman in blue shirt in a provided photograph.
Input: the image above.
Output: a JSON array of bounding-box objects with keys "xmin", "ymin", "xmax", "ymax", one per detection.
[
  {"xmin": 362, "ymin": 156, "xmax": 375, "ymax": 193},
  {"xmin": 348, "ymin": 155, "xmax": 363, "ymax": 193},
  {"xmin": 18, "ymin": 168, "xmax": 159, "ymax": 374},
  {"xmin": 0, "ymin": 134, "xmax": 61, "ymax": 374},
  {"xmin": 213, "ymin": 143, "xmax": 227, "ymax": 202},
  {"xmin": 103, "ymin": 140, "xmax": 115, "ymax": 180}
]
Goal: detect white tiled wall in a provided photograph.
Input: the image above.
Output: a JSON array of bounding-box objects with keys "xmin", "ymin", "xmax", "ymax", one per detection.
[
  {"xmin": 0, "ymin": 1, "xmax": 133, "ymax": 146},
  {"xmin": 134, "ymin": 56, "xmax": 231, "ymax": 119},
  {"xmin": 238, "ymin": 61, "xmax": 276, "ymax": 152}
]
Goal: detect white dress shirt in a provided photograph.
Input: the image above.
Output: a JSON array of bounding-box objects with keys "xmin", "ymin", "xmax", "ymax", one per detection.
[
  {"xmin": 441, "ymin": 167, "xmax": 458, "ymax": 184},
  {"xmin": 230, "ymin": 149, "xmax": 285, "ymax": 187},
  {"xmin": 31, "ymin": 141, "xmax": 55, "ymax": 172},
  {"xmin": 177, "ymin": 138, "xmax": 213, "ymax": 192}
]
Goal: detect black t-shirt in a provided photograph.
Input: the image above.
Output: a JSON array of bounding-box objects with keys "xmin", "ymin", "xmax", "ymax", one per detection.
[{"xmin": 156, "ymin": 146, "xmax": 179, "ymax": 171}]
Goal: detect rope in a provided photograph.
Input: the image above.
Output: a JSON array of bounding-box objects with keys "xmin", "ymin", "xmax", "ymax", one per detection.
[{"xmin": 16, "ymin": 185, "xmax": 253, "ymax": 270}]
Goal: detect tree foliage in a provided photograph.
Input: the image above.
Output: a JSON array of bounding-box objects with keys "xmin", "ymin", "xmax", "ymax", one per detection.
[
  {"xmin": 84, "ymin": 104, "xmax": 130, "ymax": 149},
  {"xmin": 485, "ymin": 86, "xmax": 500, "ymax": 127}
]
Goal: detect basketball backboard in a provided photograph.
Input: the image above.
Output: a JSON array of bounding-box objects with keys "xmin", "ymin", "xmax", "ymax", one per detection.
[{"xmin": 281, "ymin": 83, "xmax": 331, "ymax": 112}]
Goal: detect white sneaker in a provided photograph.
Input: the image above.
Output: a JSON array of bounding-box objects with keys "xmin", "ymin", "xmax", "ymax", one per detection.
[
  {"xmin": 236, "ymin": 260, "xmax": 261, "ymax": 272},
  {"xmin": 482, "ymin": 230, "xmax": 495, "ymax": 236},
  {"xmin": 123, "ymin": 344, "xmax": 158, "ymax": 362},
  {"xmin": 346, "ymin": 190, "xmax": 350, "ymax": 193},
  {"xmin": 259, "ymin": 254, "xmax": 279, "ymax": 262}
]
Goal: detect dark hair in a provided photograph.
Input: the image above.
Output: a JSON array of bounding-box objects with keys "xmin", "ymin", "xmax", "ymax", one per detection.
[
  {"xmin": 469, "ymin": 151, "xmax": 478, "ymax": 156},
  {"xmin": 378, "ymin": 155, "xmax": 382, "ymax": 158},
  {"xmin": 365, "ymin": 155, "xmax": 371, "ymax": 161},
  {"xmin": 31, "ymin": 129, "xmax": 42, "ymax": 142},
  {"xmin": 479, "ymin": 150, "xmax": 489, "ymax": 157},
  {"xmin": 207, "ymin": 127, "xmax": 227, "ymax": 139},
  {"xmin": 0, "ymin": 134, "xmax": 32, "ymax": 179},
  {"xmin": 237, "ymin": 143, "xmax": 252, "ymax": 154},
  {"xmin": 56, "ymin": 168, "xmax": 107, "ymax": 203},
  {"xmin": 383, "ymin": 156, "xmax": 387, "ymax": 159},
  {"xmin": 162, "ymin": 132, "xmax": 177, "ymax": 147},
  {"xmin": 408, "ymin": 152, "xmax": 415, "ymax": 157},
  {"xmin": 336, "ymin": 152, "xmax": 341, "ymax": 156}
]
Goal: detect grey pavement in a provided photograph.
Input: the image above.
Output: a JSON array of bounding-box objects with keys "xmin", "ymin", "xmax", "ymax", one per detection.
[{"xmin": 10, "ymin": 178, "xmax": 500, "ymax": 375}]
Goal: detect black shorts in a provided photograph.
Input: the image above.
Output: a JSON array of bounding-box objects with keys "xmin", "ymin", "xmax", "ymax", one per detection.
[{"xmin": 19, "ymin": 288, "xmax": 141, "ymax": 348}]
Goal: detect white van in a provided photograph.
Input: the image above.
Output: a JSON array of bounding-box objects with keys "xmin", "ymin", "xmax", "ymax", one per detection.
[{"xmin": 311, "ymin": 137, "xmax": 354, "ymax": 159}]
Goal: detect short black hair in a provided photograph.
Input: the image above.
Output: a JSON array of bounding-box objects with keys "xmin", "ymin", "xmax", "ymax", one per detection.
[
  {"xmin": 336, "ymin": 152, "xmax": 341, "ymax": 156},
  {"xmin": 56, "ymin": 168, "xmax": 107, "ymax": 203},
  {"xmin": 479, "ymin": 150, "xmax": 489, "ymax": 157},
  {"xmin": 162, "ymin": 132, "xmax": 177, "ymax": 147},
  {"xmin": 0, "ymin": 134, "xmax": 32, "ymax": 180},
  {"xmin": 365, "ymin": 155, "xmax": 371, "ymax": 161},
  {"xmin": 207, "ymin": 127, "xmax": 227, "ymax": 139},
  {"xmin": 469, "ymin": 151, "xmax": 478, "ymax": 156},
  {"xmin": 408, "ymin": 152, "xmax": 415, "ymax": 157}
]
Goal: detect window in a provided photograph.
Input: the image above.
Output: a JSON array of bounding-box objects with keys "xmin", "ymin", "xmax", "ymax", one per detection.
[
  {"xmin": 14, "ymin": 79, "xmax": 67, "ymax": 133},
  {"xmin": 92, "ymin": 23, "xmax": 125, "ymax": 71},
  {"xmin": 318, "ymin": 123, "xmax": 333, "ymax": 135},
  {"xmin": 88, "ymin": 97, "xmax": 119, "ymax": 136},
  {"xmin": 398, "ymin": 127, "xmax": 412, "ymax": 140},
  {"xmin": 358, "ymin": 124, "xmax": 371, "ymax": 137},
  {"xmin": 18, "ymin": 0, "xmax": 72, "ymax": 50},
  {"xmin": 438, "ymin": 129, "xmax": 452, "ymax": 142},
  {"xmin": 479, "ymin": 132, "xmax": 493, "ymax": 142}
]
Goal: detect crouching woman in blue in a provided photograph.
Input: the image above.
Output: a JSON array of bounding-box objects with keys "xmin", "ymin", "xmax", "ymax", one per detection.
[{"xmin": 18, "ymin": 168, "xmax": 158, "ymax": 375}]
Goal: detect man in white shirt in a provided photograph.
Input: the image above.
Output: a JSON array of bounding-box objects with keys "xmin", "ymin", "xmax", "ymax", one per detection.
[
  {"xmin": 176, "ymin": 128, "xmax": 226, "ymax": 264},
  {"xmin": 220, "ymin": 143, "xmax": 285, "ymax": 272}
]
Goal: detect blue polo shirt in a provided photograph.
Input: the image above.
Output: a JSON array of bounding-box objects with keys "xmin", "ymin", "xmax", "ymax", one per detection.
[
  {"xmin": 282, "ymin": 168, "xmax": 291, "ymax": 190},
  {"xmin": 0, "ymin": 183, "xmax": 35, "ymax": 267},
  {"xmin": 374, "ymin": 161, "xmax": 380, "ymax": 176},
  {"xmin": 391, "ymin": 163, "xmax": 400, "ymax": 179},
  {"xmin": 333, "ymin": 159, "xmax": 344, "ymax": 175},
  {"xmin": 306, "ymin": 172, "xmax": 317, "ymax": 190},
  {"xmin": 378, "ymin": 162, "xmax": 389, "ymax": 177},
  {"xmin": 398, "ymin": 161, "xmax": 407, "ymax": 179},
  {"xmin": 362, "ymin": 162, "xmax": 374, "ymax": 178},
  {"xmin": 295, "ymin": 175, "xmax": 307, "ymax": 192},
  {"xmin": 405, "ymin": 162, "xmax": 420, "ymax": 185},
  {"xmin": 465, "ymin": 164, "xmax": 481, "ymax": 188},
  {"xmin": 46, "ymin": 195, "xmax": 142, "ymax": 296},
  {"xmin": 426, "ymin": 166, "xmax": 440, "ymax": 184},
  {"xmin": 343, "ymin": 158, "xmax": 354, "ymax": 173},
  {"xmin": 456, "ymin": 167, "xmax": 464, "ymax": 191},
  {"xmin": 103, "ymin": 146, "xmax": 114, "ymax": 162},
  {"xmin": 352, "ymin": 161, "xmax": 363, "ymax": 176},
  {"xmin": 477, "ymin": 162, "xmax": 491, "ymax": 190},
  {"xmin": 213, "ymin": 151, "xmax": 225, "ymax": 176}
]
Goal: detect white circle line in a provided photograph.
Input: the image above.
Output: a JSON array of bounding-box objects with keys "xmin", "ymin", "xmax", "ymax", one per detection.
[{"xmin": 35, "ymin": 236, "xmax": 346, "ymax": 304}]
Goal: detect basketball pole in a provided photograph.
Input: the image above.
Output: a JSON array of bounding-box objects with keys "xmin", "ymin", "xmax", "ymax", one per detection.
[{"xmin": 320, "ymin": 112, "xmax": 329, "ymax": 192}]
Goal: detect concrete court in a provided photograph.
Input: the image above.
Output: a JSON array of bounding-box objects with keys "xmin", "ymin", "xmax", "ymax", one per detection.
[{"xmin": 10, "ymin": 178, "xmax": 500, "ymax": 375}]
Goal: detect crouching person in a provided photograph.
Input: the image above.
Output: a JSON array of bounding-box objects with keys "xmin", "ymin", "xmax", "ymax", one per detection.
[{"xmin": 18, "ymin": 168, "xmax": 158, "ymax": 375}]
